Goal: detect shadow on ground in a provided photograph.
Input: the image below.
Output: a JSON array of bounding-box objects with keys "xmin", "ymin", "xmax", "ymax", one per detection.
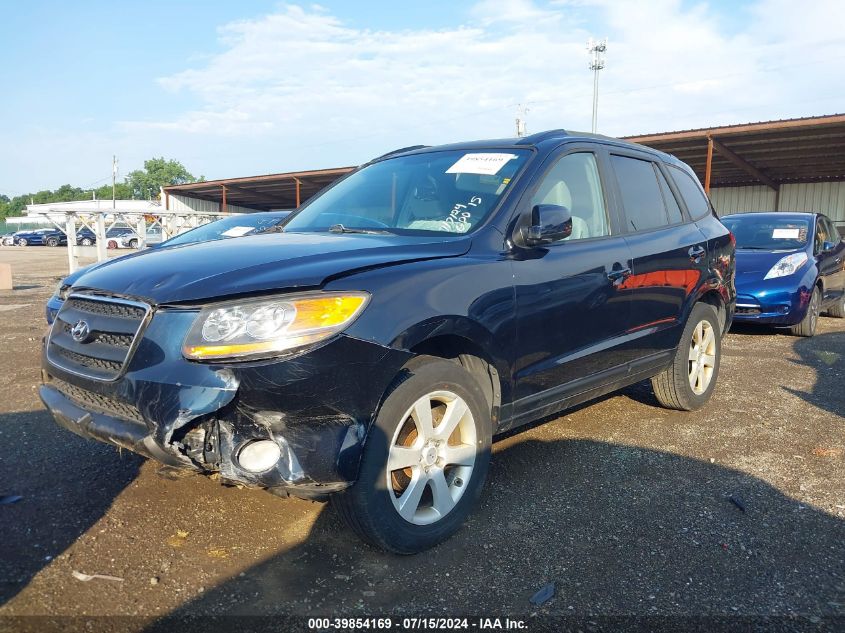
[
  {"xmin": 0, "ymin": 410, "xmax": 142, "ymax": 605},
  {"xmin": 786, "ymin": 329, "xmax": 845, "ymax": 418},
  {"xmin": 148, "ymin": 436, "xmax": 845, "ymax": 626}
]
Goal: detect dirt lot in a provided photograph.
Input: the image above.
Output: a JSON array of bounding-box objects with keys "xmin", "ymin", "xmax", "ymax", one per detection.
[{"xmin": 0, "ymin": 247, "xmax": 843, "ymax": 628}]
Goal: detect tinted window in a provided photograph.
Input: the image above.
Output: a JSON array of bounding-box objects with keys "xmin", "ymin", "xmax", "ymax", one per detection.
[
  {"xmin": 611, "ymin": 155, "xmax": 667, "ymax": 232},
  {"xmin": 529, "ymin": 152, "xmax": 609, "ymax": 240},
  {"xmin": 655, "ymin": 167, "xmax": 683, "ymax": 224},
  {"xmin": 669, "ymin": 165, "xmax": 710, "ymax": 219}
]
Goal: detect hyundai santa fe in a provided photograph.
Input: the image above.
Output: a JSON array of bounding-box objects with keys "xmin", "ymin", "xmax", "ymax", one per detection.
[{"xmin": 40, "ymin": 130, "xmax": 735, "ymax": 553}]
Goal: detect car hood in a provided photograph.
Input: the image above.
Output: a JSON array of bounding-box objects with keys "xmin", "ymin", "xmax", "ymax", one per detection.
[
  {"xmin": 735, "ymin": 249, "xmax": 804, "ymax": 277},
  {"xmin": 72, "ymin": 231, "xmax": 471, "ymax": 304}
]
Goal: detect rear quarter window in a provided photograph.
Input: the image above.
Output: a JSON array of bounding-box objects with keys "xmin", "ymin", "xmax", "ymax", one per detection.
[{"xmin": 669, "ymin": 165, "xmax": 711, "ymax": 220}]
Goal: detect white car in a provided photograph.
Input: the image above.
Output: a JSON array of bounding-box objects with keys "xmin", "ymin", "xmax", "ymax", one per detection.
[{"xmin": 114, "ymin": 227, "xmax": 164, "ymax": 249}]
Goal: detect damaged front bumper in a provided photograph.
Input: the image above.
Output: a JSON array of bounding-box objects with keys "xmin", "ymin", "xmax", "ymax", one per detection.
[{"xmin": 40, "ymin": 306, "xmax": 412, "ymax": 499}]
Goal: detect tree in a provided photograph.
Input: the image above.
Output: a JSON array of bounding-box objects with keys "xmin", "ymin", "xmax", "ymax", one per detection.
[{"xmin": 126, "ymin": 157, "xmax": 198, "ymax": 200}]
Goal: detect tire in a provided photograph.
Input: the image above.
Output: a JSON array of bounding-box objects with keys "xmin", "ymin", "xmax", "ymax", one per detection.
[
  {"xmin": 651, "ymin": 302, "xmax": 722, "ymax": 411},
  {"xmin": 107, "ymin": 240, "xmax": 118, "ymax": 250},
  {"xmin": 17, "ymin": 238, "xmax": 27, "ymax": 247},
  {"xmin": 81, "ymin": 238, "xmax": 93, "ymax": 246},
  {"xmin": 825, "ymin": 294, "xmax": 845, "ymax": 319},
  {"xmin": 128, "ymin": 238, "xmax": 139, "ymax": 249},
  {"xmin": 790, "ymin": 286, "xmax": 820, "ymax": 337},
  {"xmin": 331, "ymin": 356, "xmax": 492, "ymax": 554},
  {"xmin": 46, "ymin": 237, "xmax": 59, "ymax": 247}
]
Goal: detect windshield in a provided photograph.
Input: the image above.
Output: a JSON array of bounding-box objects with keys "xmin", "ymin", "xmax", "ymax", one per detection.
[
  {"xmin": 162, "ymin": 213, "xmax": 288, "ymax": 247},
  {"xmin": 283, "ymin": 149, "xmax": 530, "ymax": 235},
  {"xmin": 721, "ymin": 216, "xmax": 810, "ymax": 250}
]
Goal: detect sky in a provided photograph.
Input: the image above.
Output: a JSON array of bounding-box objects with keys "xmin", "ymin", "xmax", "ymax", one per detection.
[{"xmin": 0, "ymin": 0, "xmax": 843, "ymax": 195}]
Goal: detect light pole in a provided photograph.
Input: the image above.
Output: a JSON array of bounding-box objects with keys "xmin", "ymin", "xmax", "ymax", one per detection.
[{"xmin": 587, "ymin": 38, "xmax": 607, "ymax": 134}]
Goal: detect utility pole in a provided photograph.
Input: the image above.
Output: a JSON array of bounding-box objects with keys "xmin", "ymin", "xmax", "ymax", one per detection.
[
  {"xmin": 112, "ymin": 155, "xmax": 118, "ymax": 209},
  {"xmin": 515, "ymin": 103, "xmax": 529, "ymax": 137},
  {"xmin": 587, "ymin": 38, "xmax": 607, "ymax": 134}
]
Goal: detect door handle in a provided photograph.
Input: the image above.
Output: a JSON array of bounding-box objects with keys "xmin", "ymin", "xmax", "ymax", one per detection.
[
  {"xmin": 607, "ymin": 267, "xmax": 632, "ymax": 283},
  {"xmin": 689, "ymin": 245, "xmax": 706, "ymax": 260}
]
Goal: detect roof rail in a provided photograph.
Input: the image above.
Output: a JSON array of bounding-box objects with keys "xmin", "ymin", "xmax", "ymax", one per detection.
[
  {"xmin": 376, "ymin": 145, "xmax": 430, "ymax": 159},
  {"xmin": 515, "ymin": 129, "xmax": 568, "ymax": 145}
]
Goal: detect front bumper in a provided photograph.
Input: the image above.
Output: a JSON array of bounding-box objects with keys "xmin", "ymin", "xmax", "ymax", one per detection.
[
  {"xmin": 733, "ymin": 279, "xmax": 812, "ymax": 326},
  {"xmin": 40, "ymin": 306, "xmax": 412, "ymax": 498}
]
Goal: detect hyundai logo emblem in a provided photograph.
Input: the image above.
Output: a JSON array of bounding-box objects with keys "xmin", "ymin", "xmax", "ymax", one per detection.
[{"xmin": 70, "ymin": 320, "xmax": 91, "ymax": 343}]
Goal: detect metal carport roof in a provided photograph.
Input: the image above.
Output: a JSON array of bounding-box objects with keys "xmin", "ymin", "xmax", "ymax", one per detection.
[
  {"xmin": 624, "ymin": 114, "xmax": 845, "ymax": 192},
  {"xmin": 164, "ymin": 166, "xmax": 356, "ymax": 212}
]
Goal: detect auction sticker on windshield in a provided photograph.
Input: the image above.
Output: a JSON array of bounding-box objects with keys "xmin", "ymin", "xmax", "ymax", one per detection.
[
  {"xmin": 772, "ymin": 228, "xmax": 801, "ymax": 239},
  {"xmin": 221, "ymin": 226, "xmax": 255, "ymax": 237},
  {"xmin": 446, "ymin": 153, "xmax": 517, "ymax": 175}
]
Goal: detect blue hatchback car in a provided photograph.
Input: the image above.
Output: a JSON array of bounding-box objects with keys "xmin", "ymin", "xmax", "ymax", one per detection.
[{"xmin": 721, "ymin": 212, "xmax": 845, "ymax": 336}]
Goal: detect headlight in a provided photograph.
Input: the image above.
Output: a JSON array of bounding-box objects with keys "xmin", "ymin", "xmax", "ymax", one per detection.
[
  {"xmin": 182, "ymin": 292, "xmax": 369, "ymax": 361},
  {"xmin": 763, "ymin": 252, "xmax": 808, "ymax": 280},
  {"xmin": 54, "ymin": 281, "xmax": 70, "ymax": 301}
]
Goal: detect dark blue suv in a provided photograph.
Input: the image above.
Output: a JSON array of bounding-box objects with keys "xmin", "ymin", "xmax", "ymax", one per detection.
[{"xmin": 40, "ymin": 130, "xmax": 735, "ymax": 553}]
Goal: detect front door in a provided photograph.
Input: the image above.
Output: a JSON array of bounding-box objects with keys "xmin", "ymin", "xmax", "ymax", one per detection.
[{"xmin": 509, "ymin": 148, "xmax": 632, "ymax": 425}]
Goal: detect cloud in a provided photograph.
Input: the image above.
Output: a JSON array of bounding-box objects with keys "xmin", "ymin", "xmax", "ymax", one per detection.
[{"xmin": 11, "ymin": 0, "xmax": 845, "ymax": 190}]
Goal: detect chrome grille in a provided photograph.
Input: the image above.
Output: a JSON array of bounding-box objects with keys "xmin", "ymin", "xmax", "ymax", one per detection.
[{"xmin": 47, "ymin": 294, "xmax": 151, "ymax": 381}]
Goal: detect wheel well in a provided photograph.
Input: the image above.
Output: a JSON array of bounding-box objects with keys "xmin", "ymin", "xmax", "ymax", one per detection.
[
  {"xmin": 698, "ymin": 290, "xmax": 726, "ymax": 332},
  {"xmin": 408, "ymin": 335, "xmax": 501, "ymax": 420}
]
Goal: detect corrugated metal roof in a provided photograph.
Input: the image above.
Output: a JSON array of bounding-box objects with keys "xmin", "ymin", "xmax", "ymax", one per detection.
[{"xmin": 625, "ymin": 114, "xmax": 845, "ymax": 188}]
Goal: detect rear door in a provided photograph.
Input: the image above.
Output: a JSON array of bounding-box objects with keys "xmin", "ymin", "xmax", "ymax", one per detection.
[{"xmin": 608, "ymin": 151, "xmax": 709, "ymax": 361}]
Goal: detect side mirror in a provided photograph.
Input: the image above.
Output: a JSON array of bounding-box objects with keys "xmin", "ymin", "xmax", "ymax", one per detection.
[
  {"xmin": 523, "ymin": 204, "xmax": 572, "ymax": 246},
  {"xmin": 823, "ymin": 241, "xmax": 837, "ymax": 251}
]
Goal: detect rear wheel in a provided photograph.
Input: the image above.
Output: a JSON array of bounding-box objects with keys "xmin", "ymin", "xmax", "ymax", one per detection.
[
  {"xmin": 790, "ymin": 287, "xmax": 820, "ymax": 337},
  {"xmin": 46, "ymin": 237, "xmax": 59, "ymax": 247},
  {"xmin": 107, "ymin": 240, "xmax": 118, "ymax": 250},
  {"xmin": 128, "ymin": 238, "xmax": 139, "ymax": 249},
  {"xmin": 652, "ymin": 302, "xmax": 721, "ymax": 411},
  {"xmin": 331, "ymin": 356, "xmax": 491, "ymax": 554},
  {"xmin": 80, "ymin": 237, "xmax": 93, "ymax": 246}
]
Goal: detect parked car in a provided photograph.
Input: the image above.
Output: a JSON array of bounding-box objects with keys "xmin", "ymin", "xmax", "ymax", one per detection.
[
  {"xmin": 40, "ymin": 130, "xmax": 735, "ymax": 553},
  {"xmin": 75, "ymin": 228, "xmax": 97, "ymax": 246},
  {"xmin": 112, "ymin": 226, "xmax": 164, "ymax": 249},
  {"xmin": 721, "ymin": 212, "xmax": 845, "ymax": 336},
  {"xmin": 156, "ymin": 211, "xmax": 290, "ymax": 248},
  {"xmin": 15, "ymin": 228, "xmax": 67, "ymax": 247},
  {"xmin": 1, "ymin": 233, "xmax": 16, "ymax": 246},
  {"xmin": 104, "ymin": 227, "xmax": 136, "ymax": 249},
  {"xmin": 46, "ymin": 212, "xmax": 291, "ymax": 323}
]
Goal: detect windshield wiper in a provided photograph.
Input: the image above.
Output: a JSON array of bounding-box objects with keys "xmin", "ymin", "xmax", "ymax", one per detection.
[{"xmin": 328, "ymin": 224, "xmax": 392, "ymax": 235}]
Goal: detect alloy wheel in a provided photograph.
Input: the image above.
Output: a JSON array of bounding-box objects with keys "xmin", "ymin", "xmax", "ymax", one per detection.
[
  {"xmin": 386, "ymin": 390, "xmax": 477, "ymax": 525},
  {"xmin": 688, "ymin": 320, "xmax": 716, "ymax": 395}
]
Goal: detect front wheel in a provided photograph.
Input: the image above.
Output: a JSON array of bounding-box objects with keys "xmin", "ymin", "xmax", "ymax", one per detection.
[
  {"xmin": 128, "ymin": 238, "xmax": 139, "ymax": 249},
  {"xmin": 790, "ymin": 286, "xmax": 820, "ymax": 337},
  {"xmin": 80, "ymin": 237, "xmax": 93, "ymax": 246},
  {"xmin": 651, "ymin": 302, "xmax": 722, "ymax": 411},
  {"xmin": 331, "ymin": 356, "xmax": 492, "ymax": 554},
  {"xmin": 17, "ymin": 238, "xmax": 27, "ymax": 247},
  {"xmin": 46, "ymin": 237, "xmax": 59, "ymax": 247}
]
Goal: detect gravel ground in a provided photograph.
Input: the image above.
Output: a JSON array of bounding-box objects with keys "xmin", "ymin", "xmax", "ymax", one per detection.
[{"xmin": 0, "ymin": 247, "xmax": 843, "ymax": 629}]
